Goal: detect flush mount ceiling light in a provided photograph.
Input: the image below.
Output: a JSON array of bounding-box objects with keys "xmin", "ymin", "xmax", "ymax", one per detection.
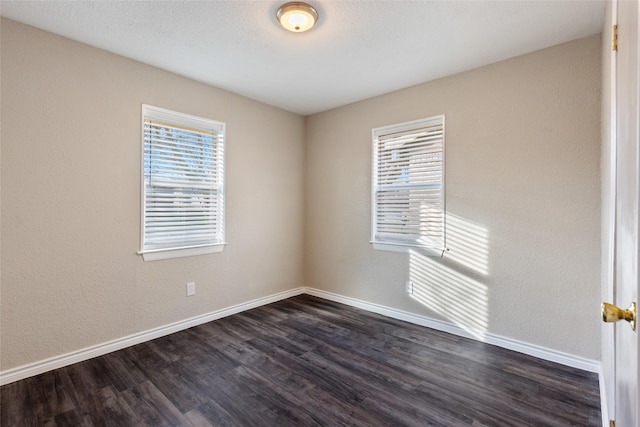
[{"xmin": 277, "ymin": 2, "xmax": 318, "ymax": 33}]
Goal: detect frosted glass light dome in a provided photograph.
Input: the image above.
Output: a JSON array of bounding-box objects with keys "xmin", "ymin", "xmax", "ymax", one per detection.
[{"xmin": 277, "ymin": 2, "xmax": 318, "ymax": 33}]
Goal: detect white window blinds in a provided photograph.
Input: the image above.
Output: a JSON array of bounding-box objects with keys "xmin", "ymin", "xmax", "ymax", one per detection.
[
  {"xmin": 372, "ymin": 115, "xmax": 445, "ymax": 254},
  {"xmin": 140, "ymin": 105, "xmax": 225, "ymax": 260}
]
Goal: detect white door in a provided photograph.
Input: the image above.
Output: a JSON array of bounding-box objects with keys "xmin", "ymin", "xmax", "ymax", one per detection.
[{"xmin": 605, "ymin": 0, "xmax": 640, "ymax": 425}]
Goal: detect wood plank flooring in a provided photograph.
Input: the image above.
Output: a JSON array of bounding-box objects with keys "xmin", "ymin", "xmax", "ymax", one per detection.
[{"xmin": 1, "ymin": 295, "xmax": 601, "ymax": 426}]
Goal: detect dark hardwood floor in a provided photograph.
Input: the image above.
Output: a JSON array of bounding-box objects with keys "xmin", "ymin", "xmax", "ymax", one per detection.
[{"xmin": 1, "ymin": 295, "xmax": 601, "ymax": 426}]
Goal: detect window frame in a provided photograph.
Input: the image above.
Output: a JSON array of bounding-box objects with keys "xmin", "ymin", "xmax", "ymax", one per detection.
[
  {"xmin": 371, "ymin": 115, "xmax": 446, "ymax": 257},
  {"xmin": 139, "ymin": 104, "xmax": 226, "ymax": 261}
]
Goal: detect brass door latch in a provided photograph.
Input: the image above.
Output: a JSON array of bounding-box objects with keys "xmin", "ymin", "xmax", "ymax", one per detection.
[{"xmin": 602, "ymin": 302, "xmax": 636, "ymax": 331}]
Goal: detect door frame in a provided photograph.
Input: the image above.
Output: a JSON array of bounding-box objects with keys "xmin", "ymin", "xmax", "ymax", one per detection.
[
  {"xmin": 601, "ymin": 0, "xmax": 618, "ymax": 423},
  {"xmin": 601, "ymin": 0, "xmax": 640, "ymax": 425}
]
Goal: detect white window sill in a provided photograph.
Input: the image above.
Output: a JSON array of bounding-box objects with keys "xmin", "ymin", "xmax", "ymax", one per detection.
[
  {"xmin": 371, "ymin": 241, "xmax": 445, "ymax": 257},
  {"xmin": 140, "ymin": 244, "xmax": 226, "ymax": 262}
]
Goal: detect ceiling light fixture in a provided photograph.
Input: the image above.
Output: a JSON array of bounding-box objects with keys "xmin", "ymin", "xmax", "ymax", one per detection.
[{"xmin": 277, "ymin": 2, "xmax": 318, "ymax": 33}]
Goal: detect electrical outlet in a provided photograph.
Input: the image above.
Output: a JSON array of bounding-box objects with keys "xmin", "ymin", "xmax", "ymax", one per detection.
[
  {"xmin": 405, "ymin": 281, "xmax": 413, "ymax": 295},
  {"xmin": 186, "ymin": 282, "xmax": 196, "ymax": 297}
]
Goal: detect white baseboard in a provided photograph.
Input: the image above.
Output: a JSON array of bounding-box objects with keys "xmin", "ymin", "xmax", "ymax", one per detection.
[
  {"xmin": 0, "ymin": 288, "xmax": 304, "ymax": 386},
  {"xmin": 1, "ymin": 285, "xmax": 600, "ymax": 387},
  {"xmin": 302, "ymin": 287, "xmax": 600, "ymax": 373}
]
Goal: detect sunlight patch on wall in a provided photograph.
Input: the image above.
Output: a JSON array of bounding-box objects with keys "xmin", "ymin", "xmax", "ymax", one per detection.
[
  {"xmin": 408, "ymin": 213, "xmax": 490, "ymax": 339},
  {"xmin": 409, "ymin": 251, "xmax": 489, "ymax": 339},
  {"xmin": 444, "ymin": 213, "xmax": 490, "ymax": 276}
]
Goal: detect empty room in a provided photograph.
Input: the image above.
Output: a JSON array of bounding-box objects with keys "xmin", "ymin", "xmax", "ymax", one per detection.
[{"xmin": 1, "ymin": 0, "xmax": 638, "ymax": 426}]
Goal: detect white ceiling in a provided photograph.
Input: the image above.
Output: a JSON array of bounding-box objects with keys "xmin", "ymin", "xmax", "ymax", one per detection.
[{"xmin": 1, "ymin": 1, "xmax": 605, "ymax": 116}]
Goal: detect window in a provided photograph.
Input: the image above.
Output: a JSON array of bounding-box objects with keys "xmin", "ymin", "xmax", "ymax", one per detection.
[
  {"xmin": 140, "ymin": 105, "xmax": 225, "ymax": 261},
  {"xmin": 371, "ymin": 115, "xmax": 445, "ymax": 256}
]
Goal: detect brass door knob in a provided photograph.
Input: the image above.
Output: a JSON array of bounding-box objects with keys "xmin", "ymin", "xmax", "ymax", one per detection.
[{"xmin": 602, "ymin": 302, "xmax": 636, "ymax": 331}]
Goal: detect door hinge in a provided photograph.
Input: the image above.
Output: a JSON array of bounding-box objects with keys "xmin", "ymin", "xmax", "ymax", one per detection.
[
  {"xmin": 610, "ymin": 420, "xmax": 615, "ymax": 427},
  {"xmin": 612, "ymin": 24, "xmax": 618, "ymax": 51}
]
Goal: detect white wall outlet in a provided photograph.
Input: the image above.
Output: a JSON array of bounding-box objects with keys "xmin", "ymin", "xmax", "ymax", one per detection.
[
  {"xmin": 186, "ymin": 282, "xmax": 196, "ymax": 297},
  {"xmin": 405, "ymin": 281, "xmax": 414, "ymax": 295}
]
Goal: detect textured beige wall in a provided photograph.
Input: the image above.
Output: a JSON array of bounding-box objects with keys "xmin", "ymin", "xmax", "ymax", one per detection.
[
  {"xmin": 0, "ymin": 19, "xmax": 305, "ymax": 370},
  {"xmin": 305, "ymin": 35, "xmax": 602, "ymax": 359},
  {"xmin": 1, "ymin": 17, "xmax": 602, "ymax": 371}
]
